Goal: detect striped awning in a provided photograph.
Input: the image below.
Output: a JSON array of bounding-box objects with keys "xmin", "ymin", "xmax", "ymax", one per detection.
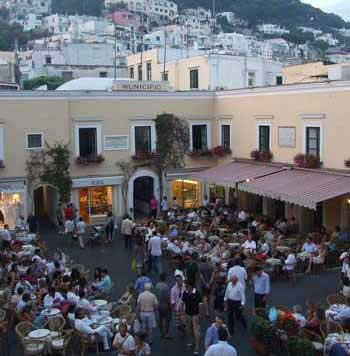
[
  {"xmin": 239, "ymin": 168, "xmax": 350, "ymax": 210},
  {"xmin": 192, "ymin": 161, "xmax": 285, "ymax": 185}
]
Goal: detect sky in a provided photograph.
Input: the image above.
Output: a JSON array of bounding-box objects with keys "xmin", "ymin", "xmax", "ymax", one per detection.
[{"xmin": 302, "ymin": 0, "xmax": 350, "ymax": 21}]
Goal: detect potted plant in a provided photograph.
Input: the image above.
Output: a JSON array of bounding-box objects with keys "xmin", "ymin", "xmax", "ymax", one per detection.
[
  {"xmin": 294, "ymin": 153, "xmax": 320, "ymax": 169},
  {"xmin": 188, "ymin": 148, "xmax": 214, "ymax": 159},
  {"xmin": 251, "ymin": 317, "xmax": 275, "ymax": 355},
  {"xmin": 251, "ymin": 149, "xmax": 260, "ymax": 161},
  {"xmin": 279, "ymin": 312, "xmax": 299, "ymax": 337},
  {"xmin": 250, "ymin": 149, "xmax": 273, "ymax": 162},
  {"xmin": 288, "ymin": 337, "xmax": 316, "ymax": 356}
]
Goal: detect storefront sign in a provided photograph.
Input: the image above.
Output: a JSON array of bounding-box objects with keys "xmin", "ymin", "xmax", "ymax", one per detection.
[
  {"xmin": 112, "ymin": 81, "xmax": 170, "ymax": 92},
  {"xmin": 72, "ymin": 176, "xmax": 123, "ymax": 188},
  {"xmin": 0, "ymin": 180, "xmax": 26, "ymax": 193}
]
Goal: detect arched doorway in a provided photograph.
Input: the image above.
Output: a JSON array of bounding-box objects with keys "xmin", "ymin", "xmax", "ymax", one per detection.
[
  {"xmin": 128, "ymin": 168, "xmax": 159, "ymax": 218},
  {"xmin": 33, "ymin": 184, "xmax": 59, "ymax": 224}
]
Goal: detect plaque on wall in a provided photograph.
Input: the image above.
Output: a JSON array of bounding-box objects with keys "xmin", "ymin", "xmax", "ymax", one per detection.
[{"xmin": 278, "ymin": 127, "xmax": 296, "ymax": 147}]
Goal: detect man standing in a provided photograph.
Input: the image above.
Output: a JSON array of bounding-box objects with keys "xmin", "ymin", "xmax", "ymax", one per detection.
[
  {"xmin": 182, "ymin": 282, "xmax": 202, "ymax": 356},
  {"xmin": 227, "ymin": 258, "xmax": 248, "ymax": 290},
  {"xmin": 204, "ymin": 327, "xmax": 237, "ymax": 356},
  {"xmin": 148, "ymin": 231, "xmax": 162, "ymax": 274},
  {"xmin": 204, "ymin": 315, "xmax": 228, "ymax": 351},
  {"xmin": 224, "ymin": 275, "xmax": 247, "ymax": 335},
  {"xmin": 121, "ymin": 215, "xmax": 133, "ymax": 249},
  {"xmin": 137, "ymin": 283, "xmax": 158, "ymax": 344},
  {"xmin": 156, "ymin": 272, "xmax": 171, "ymax": 338},
  {"xmin": 76, "ymin": 217, "xmax": 85, "ymax": 249},
  {"xmin": 252, "ymin": 266, "xmax": 270, "ymax": 308},
  {"xmin": 150, "ymin": 196, "xmax": 158, "ymax": 219},
  {"xmin": 171, "ymin": 272, "xmax": 185, "ymax": 336},
  {"xmin": 160, "ymin": 196, "xmax": 168, "ymax": 221}
]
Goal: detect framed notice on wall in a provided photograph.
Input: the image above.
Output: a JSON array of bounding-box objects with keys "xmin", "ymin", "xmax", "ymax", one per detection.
[{"xmin": 278, "ymin": 127, "xmax": 296, "ymax": 147}]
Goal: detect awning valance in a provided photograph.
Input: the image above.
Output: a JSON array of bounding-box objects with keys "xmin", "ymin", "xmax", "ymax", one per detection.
[
  {"xmin": 239, "ymin": 168, "xmax": 350, "ymax": 210},
  {"xmin": 192, "ymin": 161, "xmax": 284, "ymax": 185}
]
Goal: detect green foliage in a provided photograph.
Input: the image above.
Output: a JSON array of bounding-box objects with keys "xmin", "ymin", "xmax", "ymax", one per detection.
[
  {"xmin": 52, "ymin": 0, "xmax": 104, "ymax": 16},
  {"xmin": 23, "ymin": 76, "xmax": 66, "ymax": 90},
  {"xmin": 288, "ymin": 337, "xmax": 316, "ymax": 356},
  {"xmin": 251, "ymin": 317, "xmax": 275, "ymax": 345}
]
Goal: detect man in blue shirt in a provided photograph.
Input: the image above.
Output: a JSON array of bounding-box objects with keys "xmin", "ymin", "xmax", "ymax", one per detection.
[
  {"xmin": 252, "ymin": 266, "xmax": 270, "ymax": 308},
  {"xmin": 93, "ymin": 269, "xmax": 112, "ymax": 292},
  {"xmin": 205, "ymin": 315, "xmax": 228, "ymax": 351},
  {"xmin": 134, "ymin": 271, "xmax": 152, "ymax": 295}
]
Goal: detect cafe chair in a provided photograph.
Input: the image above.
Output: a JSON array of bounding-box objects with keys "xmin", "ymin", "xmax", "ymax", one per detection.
[
  {"xmin": 15, "ymin": 321, "xmax": 33, "ymax": 340},
  {"xmin": 71, "ymin": 264, "xmax": 85, "ymax": 274},
  {"xmin": 76, "ymin": 330, "xmax": 100, "ymax": 356},
  {"xmin": 44, "ymin": 315, "xmax": 66, "ymax": 336},
  {"xmin": 327, "ymin": 294, "xmax": 347, "ymax": 306},
  {"xmin": 51, "ymin": 329, "xmax": 74, "ymax": 356},
  {"xmin": 111, "ymin": 305, "xmax": 131, "ymax": 319},
  {"xmin": 22, "ymin": 338, "xmax": 45, "ymax": 356}
]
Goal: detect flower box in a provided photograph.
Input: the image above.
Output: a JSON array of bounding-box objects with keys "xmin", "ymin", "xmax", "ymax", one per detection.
[
  {"xmin": 131, "ymin": 151, "xmax": 160, "ymax": 161},
  {"xmin": 76, "ymin": 154, "xmax": 104, "ymax": 166},
  {"xmin": 251, "ymin": 149, "xmax": 273, "ymax": 162},
  {"xmin": 294, "ymin": 153, "xmax": 320, "ymax": 169},
  {"xmin": 211, "ymin": 145, "xmax": 232, "ymax": 157},
  {"xmin": 188, "ymin": 149, "xmax": 214, "ymax": 159}
]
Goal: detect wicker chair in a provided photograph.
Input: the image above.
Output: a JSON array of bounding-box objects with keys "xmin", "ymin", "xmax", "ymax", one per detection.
[
  {"xmin": 76, "ymin": 330, "xmax": 99, "ymax": 356},
  {"xmin": 44, "ymin": 315, "xmax": 66, "ymax": 337},
  {"xmin": 51, "ymin": 329, "xmax": 74, "ymax": 356},
  {"xmin": 21, "ymin": 338, "xmax": 45, "ymax": 356},
  {"xmin": 71, "ymin": 264, "xmax": 85, "ymax": 274},
  {"xmin": 327, "ymin": 293, "xmax": 347, "ymax": 306},
  {"xmin": 111, "ymin": 305, "xmax": 132, "ymax": 319},
  {"xmin": 15, "ymin": 321, "xmax": 33, "ymax": 340}
]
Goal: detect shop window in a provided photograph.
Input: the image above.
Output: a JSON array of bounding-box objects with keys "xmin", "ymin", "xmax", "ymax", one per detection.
[
  {"xmin": 190, "ymin": 68, "xmax": 199, "ymax": 89},
  {"xmin": 258, "ymin": 125, "xmax": 270, "ymax": 151},
  {"xmin": 276, "ymin": 75, "xmax": 283, "ymax": 85},
  {"xmin": 248, "ymin": 71, "xmax": 256, "ymax": 87},
  {"xmin": 221, "ymin": 124, "xmax": 231, "ymax": 150},
  {"xmin": 146, "ymin": 62, "xmax": 152, "ymax": 80},
  {"xmin": 192, "ymin": 124, "xmax": 208, "ymax": 150},
  {"xmin": 79, "ymin": 128, "xmax": 97, "ymax": 157},
  {"xmin": 172, "ymin": 179, "xmax": 200, "ymax": 209},
  {"xmin": 79, "ymin": 186, "xmax": 113, "ymax": 223},
  {"xmin": 99, "ymin": 71, "xmax": 107, "ymax": 78},
  {"xmin": 26, "ymin": 133, "xmax": 43, "ymax": 149},
  {"xmin": 135, "ymin": 126, "xmax": 151, "ymax": 154},
  {"xmin": 306, "ymin": 126, "xmax": 320, "ymax": 158}
]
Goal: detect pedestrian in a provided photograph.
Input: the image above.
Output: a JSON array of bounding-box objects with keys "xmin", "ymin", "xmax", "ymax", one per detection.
[
  {"xmin": 156, "ymin": 272, "xmax": 171, "ymax": 338},
  {"xmin": 135, "ymin": 331, "xmax": 151, "ymax": 356},
  {"xmin": 160, "ymin": 196, "xmax": 168, "ymax": 221},
  {"xmin": 181, "ymin": 281, "xmax": 202, "ymax": 355},
  {"xmin": 64, "ymin": 203, "xmax": 74, "ymax": 221},
  {"xmin": 227, "ymin": 258, "xmax": 248, "ymax": 290},
  {"xmin": 137, "ymin": 283, "xmax": 158, "ymax": 344},
  {"xmin": 199, "ymin": 255, "xmax": 214, "ymax": 317},
  {"xmin": 172, "ymin": 196, "xmax": 178, "ymax": 217},
  {"xmin": 224, "ymin": 275, "xmax": 247, "ymax": 335},
  {"xmin": 171, "ymin": 272, "xmax": 186, "ymax": 336},
  {"xmin": 150, "ymin": 195, "xmax": 158, "ymax": 219},
  {"xmin": 105, "ymin": 210, "xmax": 115, "ymax": 243},
  {"xmin": 113, "ymin": 322, "xmax": 136, "ymax": 356},
  {"xmin": 252, "ymin": 266, "xmax": 270, "ymax": 308},
  {"xmin": 121, "ymin": 214, "xmax": 133, "ymax": 249},
  {"xmin": 184, "ymin": 253, "xmax": 198, "ymax": 287},
  {"xmin": 64, "ymin": 217, "xmax": 75, "ymax": 243},
  {"xmin": 56, "ymin": 202, "xmax": 64, "ymax": 234},
  {"xmin": 134, "ymin": 271, "xmax": 152, "ymax": 296},
  {"xmin": 27, "ymin": 213, "xmax": 38, "ymax": 234},
  {"xmin": 148, "ymin": 231, "xmax": 162, "ymax": 274},
  {"xmin": 205, "ymin": 314, "xmax": 229, "ymax": 351},
  {"xmin": 76, "ymin": 217, "xmax": 85, "ymax": 249},
  {"xmin": 204, "ymin": 326, "xmax": 237, "ymax": 356},
  {"xmin": 1, "ymin": 224, "xmax": 11, "ymax": 250}
]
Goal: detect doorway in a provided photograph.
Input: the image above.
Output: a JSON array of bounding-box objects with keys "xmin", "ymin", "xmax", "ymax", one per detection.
[
  {"xmin": 133, "ymin": 176, "xmax": 154, "ymax": 218},
  {"xmin": 33, "ymin": 185, "xmax": 59, "ymax": 224}
]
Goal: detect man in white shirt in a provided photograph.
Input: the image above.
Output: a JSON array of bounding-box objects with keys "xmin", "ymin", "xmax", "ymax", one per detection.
[
  {"xmin": 77, "ymin": 289, "xmax": 97, "ymax": 313},
  {"xmin": 66, "ymin": 285, "xmax": 80, "ymax": 306},
  {"xmin": 195, "ymin": 226, "xmax": 207, "ymax": 240},
  {"xmin": 302, "ymin": 237, "xmax": 317, "ymax": 254},
  {"xmin": 113, "ymin": 322, "xmax": 136, "ymax": 356},
  {"xmin": 65, "ymin": 218, "xmax": 74, "ymax": 237},
  {"xmin": 227, "ymin": 259, "xmax": 248, "ymax": 290},
  {"xmin": 148, "ymin": 231, "xmax": 162, "ymax": 274},
  {"xmin": 205, "ymin": 327, "xmax": 237, "ymax": 356},
  {"xmin": 242, "ymin": 234, "xmax": 257, "ymax": 252},
  {"xmin": 284, "ymin": 252, "xmax": 297, "ymax": 282},
  {"xmin": 238, "ymin": 209, "xmax": 247, "ymax": 222},
  {"xmin": 43, "ymin": 287, "xmax": 65, "ymax": 309},
  {"xmin": 292, "ymin": 305, "xmax": 306, "ymax": 327},
  {"xmin": 166, "ymin": 241, "xmax": 181, "ymax": 256},
  {"xmin": 16, "ymin": 293, "xmax": 30, "ymax": 313},
  {"xmin": 76, "ymin": 217, "xmax": 85, "ymax": 249},
  {"xmin": 74, "ymin": 311, "xmax": 113, "ymax": 351},
  {"xmin": 160, "ymin": 196, "xmax": 169, "ymax": 221},
  {"xmin": 121, "ymin": 215, "xmax": 133, "ymax": 249},
  {"xmin": 1, "ymin": 224, "xmax": 11, "ymax": 249},
  {"xmin": 15, "ymin": 275, "xmax": 33, "ymax": 294},
  {"xmin": 224, "ymin": 276, "xmax": 247, "ymax": 335}
]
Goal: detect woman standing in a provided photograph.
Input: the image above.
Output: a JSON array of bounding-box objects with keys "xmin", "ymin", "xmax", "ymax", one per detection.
[{"xmin": 105, "ymin": 210, "xmax": 115, "ymax": 243}]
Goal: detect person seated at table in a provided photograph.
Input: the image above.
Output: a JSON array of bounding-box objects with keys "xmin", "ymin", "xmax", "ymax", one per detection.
[
  {"xmin": 119, "ymin": 284, "xmax": 135, "ymax": 306},
  {"xmin": 16, "ymin": 292, "xmax": 32, "ymax": 314},
  {"xmin": 241, "ymin": 234, "xmax": 257, "ymax": 253},
  {"xmin": 67, "ymin": 283, "xmax": 80, "ymax": 306},
  {"xmin": 305, "ymin": 303, "xmax": 323, "ymax": 334},
  {"xmin": 301, "ymin": 236, "xmax": 318, "ymax": 254},
  {"xmin": 70, "ymin": 268, "xmax": 81, "ymax": 285},
  {"xmin": 256, "ymin": 239, "xmax": 270, "ymax": 260},
  {"xmin": 43, "ymin": 286, "xmax": 65, "ymax": 309},
  {"xmin": 288, "ymin": 217, "xmax": 299, "ymax": 234},
  {"xmin": 113, "ymin": 321, "xmax": 136, "ymax": 355},
  {"xmin": 92, "ymin": 268, "xmax": 112, "ymax": 292},
  {"xmin": 166, "ymin": 240, "xmax": 181, "ymax": 256},
  {"xmin": 93, "ymin": 267, "xmax": 102, "ymax": 283},
  {"xmin": 74, "ymin": 309, "xmax": 113, "ymax": 351},
  {"xmin": 306, "ymin": 241, "xmax": 327, "ymax": 273},
  {"xmin": 195, "ymin": 226, "xmax": 207, "ymax": 240},
  {"xmin": 8, "ymin": 263, "xmax": 19, "ymax": 288},
  {"xmin": 52, "ymin": 272, "xmax": 63, "ymax": 290},
  {"xmin": 12, "ymin": 286, "xmax": 25, "ymax": 308},
  {"xmin": 15, "ymin": 274, "xmax": 34, "ymax": 294},
  {"xmin": 334, "ymin": 306, "xmax": 350, "ymax": 323},
  {"xmin": 77, "ymin": 289, "xmax": 97, "ymax": 313},
  {"xmin": 168, "ymin": 225, "xmax": 178, "ymax": 239},
  {"xmin": 275, "ymin": 218, "xmax": 288, "ymax": 235},
  {"xmin": 292, "ymin": 305, "xmax": 306, "ymax": 327}
]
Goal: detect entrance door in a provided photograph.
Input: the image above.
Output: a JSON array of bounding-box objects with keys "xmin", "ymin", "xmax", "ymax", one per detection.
[
  {"xmin": 34, "ymin": 187, "xmax": 45, "ymax": 217},
  {"xmin": 133, "ymin": 176, "xmax": 154, "ymax": 218}
]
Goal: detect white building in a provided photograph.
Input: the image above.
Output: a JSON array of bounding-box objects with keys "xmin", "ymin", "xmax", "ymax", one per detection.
[
  {"xmin": 298, "ymin": 26, "xmax": 323, "ymax": 37},
  {"xmin": 22, "ymin": 13, "xmax": 44, "ymax": 31},
  {"xmin": 316, "ymin": 33, "xmax": 339, "ymax": 47},
  {"xmin": 7, "ymin": 0, "xmax": 51, "ymax": 22},
  {"xmin": 257, "ymin": 24, "xmax": 290, "ymax": 35}
]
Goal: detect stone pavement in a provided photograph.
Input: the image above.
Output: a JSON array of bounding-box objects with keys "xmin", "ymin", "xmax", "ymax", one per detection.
[{"xmin": 7, "ymin": 223, "xmax": 342, "ymax": 356}]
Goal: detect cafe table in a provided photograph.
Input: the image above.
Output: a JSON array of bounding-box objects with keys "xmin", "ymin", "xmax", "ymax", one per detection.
[
  {"xmin": 41, "ymin": 308, "xmax": 61, "ymax": 319},
  {"xmin": 28, "ymin": 329, "xmax": 51, "ymax": 340},
  {"xmin": 93, "ymin": 299, "xmax": 108, "ymax": 309}
]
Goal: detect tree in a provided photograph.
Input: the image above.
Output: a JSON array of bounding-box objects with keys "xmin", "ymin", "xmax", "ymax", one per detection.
[
  {"xmin": 52, "ymin": 0, "xmax": 104, "ymax": 16},
  {"xmin": 23, "ymin": 76, "xmax": 66, "ymax": 90}
]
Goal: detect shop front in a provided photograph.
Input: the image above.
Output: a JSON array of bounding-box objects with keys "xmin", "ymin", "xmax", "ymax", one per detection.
[
  {"xmin": 171, "ymin": 179, "xmax": 201, "ymax": 209},
  {"xmin": 72, "ymin": 176, "xmax": 123, "ymax": 225},
  {"xmin": 0, "ymin": 179, "xmax": 26, "ymax": 228}
]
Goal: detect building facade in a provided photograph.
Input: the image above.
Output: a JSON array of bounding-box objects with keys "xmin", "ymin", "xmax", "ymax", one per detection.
[{"xmin": 0, "ymin": 81, "xmax": 350, "ymax": 231}]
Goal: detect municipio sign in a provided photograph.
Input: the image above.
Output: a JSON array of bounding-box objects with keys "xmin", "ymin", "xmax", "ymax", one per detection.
[{"xmin": 112, "ymin": 81, "xmax": 170, "ymax": 92}]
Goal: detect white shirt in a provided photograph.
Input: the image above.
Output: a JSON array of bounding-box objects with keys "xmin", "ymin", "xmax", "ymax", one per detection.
[
  {"xmin": 15, "ymin": 281, "xmax": 33, "ymax": 294},
  {"xmin": 67, "ymin": 291, "xmax": 80, "ymax": 305},
  {"xmin": 284, "ymin": 253, "xmax": 296, "ymax": 271},
  {"xmin": 167, "ymin": 242, "xmax": 181, "ymax": 255},
  {"xmin": 238, "ymin": 210, "xmax": 246, "ymax": 221},
  {"xmin": 75, "ymin": 319, "xmax": 94, "ymax": 335},
  {"xmin": 261, "ymin": 242, "xmax": 270, "ymax": 254},
  {"xmin": 77, "ymin": 298, "xmax": 97, "ymax": 313},
  {"xmin": 65, "ymin": 220, "xmax": 74, "ymax": 233},
  {"xmin": 113, "ymin": 333, "xmax": 136, "ymax": 356},
  {"xmin": 160, "ymin": 200, "xmax": 168, "ymax": 211},
  {"xmin": 224, "ymin": 281, "xmax": 245, "ymax": 306},
  {"xmin": 204, "ymin": 340, "xmax": 237, "ymax": 356},
  {"xmin": 16, "ymin": 298, "xmax": 27, "ymax": 313},
  {"xmin": 293, "ymin": 313, "xmax": 306, "ymax": 327},
  {"xmin": 1, "ymin": 229, "xmax": 11, "ymax": 241},
  {"xmin": 148, "ymin": 235, "xmax": 162, "ymax": 257},
  {"xmin": 44, "ymin": 292, "xmax": 65, "ymax": 308},
  {"xmin": 227, "ymin": 265, "xmax": 248, "ymax": 290},
  {"xmin": 302, "ymin": 242, "xmax": 317, "ymax": 254},
  {"xmin": 195, "ymin": 229, "xmax": 206, "ymax": 240},
  {"xmin": 46, "ymin": 261, "xmax": 55, "ymax": 275},
  {"xmin": 242, "ymin": 240, "xmax": 257, "ymax": 251},
  {"xmin": 77, "ymin": 221, "xmax": 85, "ymax": 234}
]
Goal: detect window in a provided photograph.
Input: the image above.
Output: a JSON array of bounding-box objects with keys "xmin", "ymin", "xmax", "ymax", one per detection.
[
  {"xmin": 258, "ymin": 125, "xmax": 270, "ymax": 151},
  {"xmin": 306, "ymin": 127, "xmax": 320, "ymax": 158},
  {"xmin": 192, "ymin": 124, "xmax": 208, "ymax": 150},
  {"xmin": 62, "ymin": 71, "xmax": 73, "ymax": 81},
  {"xmin": 276, "ymin": 75, "xmax": 283, "ymax": 85},
  {"xmin": 172, "ymin": 180, "xmax": 201, "ymax": 209},
  {"xmin": 190, "ymin": 68, "xmax": 199, "ymax": 89},
  {"xmin": 221, "ymin": 124, "xmax": 231, "ymax": 150},
  {"xmin": 138, "ymin": 64, "xmax": 142, "ymax": 80},
  {"xmin": 162, "ymin": 71, "xmax": 168, "ymax": 81},
  {"xmin": 248, "ymin": 71, "xmax": 256, "ymax": 87},
  {"xmin": 135, "ymin": 126, "xmax": 151, "ymax": 154},
  {"xmin": 78, "ymin": 128, "xmax": 97, "ymax": 157},
  {"xmin": 129, "ymin": 66, "xmax": 134, "ymax": 79},
  {"xmin": 146, "ymin": 62, "xmax": 152, "ymax": 80},
  {"xmin": 99, "ymin": 71, "xmax": 107, "ymax": 78},
  {"xmin": 45, "ymin": 55, "xmax": 51, "ymax": 64},
  {"xmin": 26, "ymin": 133, "xmax": 43, "ymax": 149}
]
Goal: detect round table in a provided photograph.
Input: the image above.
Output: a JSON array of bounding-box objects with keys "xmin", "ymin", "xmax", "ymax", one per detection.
[
  {"xmin": 266, "ymin": 258, "xmax": 282, "ymax": 266},
  {"xmin": 42, "ymin": 308, "xmax": 61, "ymax": 318},
  {"xmin": 97, "ymin": 316, "xmax": 113, "ymax": 326},
  {"xmin": 28, "ymin": 329, "xmax": 51, "ymax": 340},
  {"xmin": 93, "ymin": 299, "xmax": 108, "ymax": 308}
]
